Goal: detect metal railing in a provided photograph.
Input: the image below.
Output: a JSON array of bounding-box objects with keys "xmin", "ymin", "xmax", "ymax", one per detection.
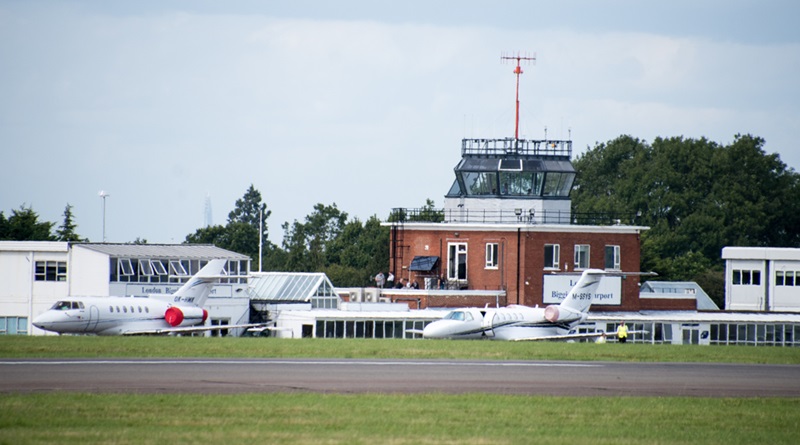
[
  {"xmin": 461, "ymin": 138, "xmax": 572, "ymax": 158},
  {"xmin": 389, "ymin": 207, "xmax": 637, "ymax": 226}
]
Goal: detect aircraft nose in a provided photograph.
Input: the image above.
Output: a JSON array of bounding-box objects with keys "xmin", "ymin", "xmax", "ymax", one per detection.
[
  {"xmin": 422, "ymin": 321, "xmax": 448, "ymax": 339},
  {"xmin": 32, "ymin": 311, "xmax": 58, "ymax": 330}
]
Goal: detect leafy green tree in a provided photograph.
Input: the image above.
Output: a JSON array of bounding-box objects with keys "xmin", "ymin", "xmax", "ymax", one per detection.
[
  {"xmin": 281, "ymin": 203, "xmax": 348, "ymax": 272},
  {"xmin": 572, "ymin": 134, "xmax": 800, "ymax": 282},
  {"xmin": 1, "ymin": 206, "xmax": 54, "ymax": 241},
  {"xmin": 185, "ymin": 185, "xmax": 274, "ymax": 265},
  {"xmin": 228, "ymin": 184, "xmax": 271, "ymax": 248},
  {"xmin": 0, "ymin": 212, "xmax": 8, "ymax": 239},
  {"xmin": 325, "ymin": 215, "xmax": 390, "ymax": 286},
  {"xmin": 55, "ymin": 204, "xmax": 82, "ymax": 242}
]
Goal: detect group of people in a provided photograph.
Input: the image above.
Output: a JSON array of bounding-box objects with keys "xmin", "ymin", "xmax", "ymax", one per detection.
[{"xmin": 373, "ymin": 272, "xmax": 419, "ymax": 289}]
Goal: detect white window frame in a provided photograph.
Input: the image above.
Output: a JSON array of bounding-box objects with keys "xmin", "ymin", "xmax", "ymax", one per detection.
[
  {"xmin": 138, "ymin": 259, "xmax": 153, "ymax": 276},
  {"xmin": 485, "ymin": 243, "xmax": 499, "ymax": 269},
  {"xmin": 118, "ymin": 259, "xmax": 134, "ymax": 276},
  {"xmin": 448, "ymin": 243, "xmax": 468, "ymax": 281},
  {"xmin": 574, "ymin": 244, "xmax": 590, "ymax": 270},
  {"xmin": 151, "ymin": 260, "xmax": 168, "ymax": 276},
  {"xmin": 169, "ymin": 260, "xmax": 188, "ymax": 276},
  {"xmin": 604, "ymin": 245, "xmax": 621, "ymax": 270},
  {"xmin": 544, "ymin": 244, "xmax": 560, "ymax": 269}
]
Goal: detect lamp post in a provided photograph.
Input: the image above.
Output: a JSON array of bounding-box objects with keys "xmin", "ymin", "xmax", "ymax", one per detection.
[{"xmin": 99, "ymin": 190, "xmax": 110, "ymax": 242}]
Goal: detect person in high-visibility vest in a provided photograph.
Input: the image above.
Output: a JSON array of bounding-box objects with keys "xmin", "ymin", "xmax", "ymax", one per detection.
[{"xmin": 617, "ymin": 322, "xmax": 628, "ymax": 343}]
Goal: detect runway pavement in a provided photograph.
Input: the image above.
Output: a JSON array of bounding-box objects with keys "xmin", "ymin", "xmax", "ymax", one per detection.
[{"xmin": 1, "ymin": 358, "xmax": 798, "ymax": 397}]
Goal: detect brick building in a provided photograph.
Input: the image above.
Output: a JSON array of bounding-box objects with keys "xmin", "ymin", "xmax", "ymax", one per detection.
[{"xmin": 385, "ymin": 137, "xmax": 661, "ymax": 311}]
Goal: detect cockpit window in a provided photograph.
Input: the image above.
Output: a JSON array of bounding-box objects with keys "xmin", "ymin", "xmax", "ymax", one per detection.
[
  {"xmin": 445, "ymin": 311, "xmax": 462, "ymax": 321},
  {"xmin": 444, "ymin": 311, "xmax": 473, "ymax": 321},
  {"xmin": 51, "ymin": 301, "xmax": 83, "ymax": 310}
]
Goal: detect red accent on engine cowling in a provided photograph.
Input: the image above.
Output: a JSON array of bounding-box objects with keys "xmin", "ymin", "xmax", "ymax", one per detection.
[
  {"xmin": 164, "ymin": 307, "xmax": 184, "ymax": 327},
  {"xmin": 202, "ymin": 309, "xmax": 208, "ymax": 323},
  {"xmin": 544, "ymin": 305, "xmax": 559, "ymax": 323}
]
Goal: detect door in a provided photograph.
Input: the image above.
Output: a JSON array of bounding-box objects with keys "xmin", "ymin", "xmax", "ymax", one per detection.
[
  {"xmin": 681, "ymin": 324, "xmax": 700, "ymax": 345},
  {"xmin": 87, "ymin": 305, "xmax": 100, "ymax": 332}
]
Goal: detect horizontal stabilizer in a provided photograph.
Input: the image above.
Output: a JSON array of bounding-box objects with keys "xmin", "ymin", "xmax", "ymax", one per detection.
[
  {"xmin": 122, "ymin": 323, "xmax": 268, "ymax": 336},
  {"xmin": 512, "ymin": 330, "xmax": 649, "ymax": 342}
]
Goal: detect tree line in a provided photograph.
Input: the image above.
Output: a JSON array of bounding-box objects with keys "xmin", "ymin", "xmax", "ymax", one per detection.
[
  {"xmin": 5, "ymin": 134, "xmax": 799, "ymax": 299},
  {"xmin": 185, "ymin": 185, "xmax": 390, "ymax": 287},
  {"xmin": 571, "ymin": 133, "xmax": 800, "ymax": 305}
]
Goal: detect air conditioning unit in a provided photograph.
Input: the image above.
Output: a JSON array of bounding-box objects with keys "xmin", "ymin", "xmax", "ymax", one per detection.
[
  {"xmin": 364, "ymin": 288, "xmax": 380, "ymax": 303},
  {"xmin": 348, "ymin": 289, "xmax": 364, "ymax": 302}
]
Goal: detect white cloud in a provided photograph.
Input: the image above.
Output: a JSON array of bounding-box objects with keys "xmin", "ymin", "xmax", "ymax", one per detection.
[{"xmin": 1, "ymin": 3, "xmax": 798, "ymax": 245}]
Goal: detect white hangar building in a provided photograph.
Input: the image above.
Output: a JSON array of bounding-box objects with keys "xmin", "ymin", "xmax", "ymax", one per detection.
[{"xmin": 0, "ymin": 241, "xmax": 251, "ymax": 336}]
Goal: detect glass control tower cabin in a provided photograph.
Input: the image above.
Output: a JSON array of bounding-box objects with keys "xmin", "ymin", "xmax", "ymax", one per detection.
[{"xmin": 443, "ymin": 137, "xmax": 574, "ymax": 224}]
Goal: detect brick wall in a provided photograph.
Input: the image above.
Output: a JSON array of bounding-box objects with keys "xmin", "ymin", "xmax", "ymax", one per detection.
[{"xmin": 391, "ymin": 225, "xmax": 661, "ymax": 311}]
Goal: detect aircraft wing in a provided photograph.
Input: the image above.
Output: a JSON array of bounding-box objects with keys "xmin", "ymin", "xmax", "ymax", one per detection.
[
  {"xmin": 405, "ymin": 329, "xmax": 425, "ymax": 335},
  {"xmin": 511, "ymin": 330, "xmax": 649, "ymax": 342},
  {"xmin": 122, "ymin": 323, "xmax": 269, "ymax": 336}
]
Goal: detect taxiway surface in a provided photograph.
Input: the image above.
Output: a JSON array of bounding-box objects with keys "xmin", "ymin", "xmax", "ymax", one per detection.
[{"xmin": 1, "ymin": 358, "xmax": 798, "ymax": 397}]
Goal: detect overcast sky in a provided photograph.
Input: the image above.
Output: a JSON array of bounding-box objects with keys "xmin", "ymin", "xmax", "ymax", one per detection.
[{"xmin": 2, "ymin": 0, "xmax": 798, "ymax": 245}]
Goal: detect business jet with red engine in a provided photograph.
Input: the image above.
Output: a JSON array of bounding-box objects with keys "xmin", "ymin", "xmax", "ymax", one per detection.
[
  {"xmin": 422, "ymin": 269, "xmax": 647, "ymax": 341},
  {"xmin": 32, "ymin": 259, "xmax": 263, "ymax": 336}
]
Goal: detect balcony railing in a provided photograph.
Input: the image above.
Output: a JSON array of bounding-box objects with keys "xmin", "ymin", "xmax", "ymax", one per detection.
[
  {"xmin": 461, "ymin": 138, "xmax": 572, "ymax": 158},
  {"xmin": 389, "ymin": 208, "xmax": 637, "ymax": 226}
]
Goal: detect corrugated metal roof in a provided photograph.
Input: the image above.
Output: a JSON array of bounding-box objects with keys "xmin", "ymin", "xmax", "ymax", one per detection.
[
  {"xmin": 640, "ymin": 281, "xmax": 720, "ymax": 311},
  {"xmin": 248, "ymin": 272, "xmax": 336, "ymax": 302},
  {"xmin": 73, "ymin": 243, "xmax": 249, "ymax": 260}
]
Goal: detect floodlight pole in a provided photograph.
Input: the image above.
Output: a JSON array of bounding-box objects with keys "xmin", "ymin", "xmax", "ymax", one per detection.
[
  {"xmin": 99, "ymin": 190, "xmax": 110, "ymax": 242},
  {"xmin": 501, "ymin": 52, "xmax": 536, "ymax": 141},
  {"xmin": 258, "ymin": 207, "xmax": 263, "ymax": 273}
]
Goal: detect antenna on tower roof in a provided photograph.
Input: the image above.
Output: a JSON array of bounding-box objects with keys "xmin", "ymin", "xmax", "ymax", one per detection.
[{"xmin": 501, "ymin": 51, "xmax": 536, "ymax": 141}]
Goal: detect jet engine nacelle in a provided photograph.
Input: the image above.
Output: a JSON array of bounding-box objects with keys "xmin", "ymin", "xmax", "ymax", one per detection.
[
  {"xmin": 164, "ymin": 306, "xmax": 208, "ymax": 327},
  {"xmin": 544, "ymin": 305, "xmax": 585, "ymax": 324}
]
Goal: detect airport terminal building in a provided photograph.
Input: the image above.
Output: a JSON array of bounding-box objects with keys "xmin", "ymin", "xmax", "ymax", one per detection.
[{"xmin": 0, "ymin": 241, "xmax": 251, "ymax": 335}]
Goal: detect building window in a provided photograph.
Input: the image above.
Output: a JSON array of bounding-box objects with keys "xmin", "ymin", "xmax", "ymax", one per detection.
[
  {"xmin": 34, "ymin": 261, "xmax": 67, "ymax": 282},
  {"xmin": 776, "ymin": 270, "xmax": 796, "ymax": 286},
  {"xmin": 151, "ymin": 260, "xmax": 167, "ymax": 276},
  {"xmin": 118, "ymin": 259, "xmax": 133, "ymax": 276},
  {"xmin": 604, "ymin": 245, "xmax": 621, "ymax": 270},
  {"xmin": 485, "ymin": 243, "xmax": 499, "ymax": 269},
  {"xmin": 448, "ymin": 243, "xmax": 468, "ymax": 281},
  {"xmin": 138, "ymin": 259, "xmax": 153, "ymax": 276},
  {"xmin": 574, "ymin": 245, "xmax": 590, "ymax": 270},
  {"xmin": 733, "ymin": 269, "xmax": 762, "ymax": 286},
  {"xmin": 0, "ymin": 317, "xmax": 28, "ymax": 335},
  {"xmin": 544, "ymin": 244, "xmax": 560, "ymax": 269}
]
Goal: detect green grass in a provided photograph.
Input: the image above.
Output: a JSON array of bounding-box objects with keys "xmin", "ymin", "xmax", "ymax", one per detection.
[
  {"xmin": 1, "ymin": 337, "xmax": 799, "ymax": 444},
  {"xmin": 0, "ymin": 393, "xmax": 798, "ymax": 445},
  {"xmin": 1, "ymin": 335, "xmax": 799, "ymax": 364}
]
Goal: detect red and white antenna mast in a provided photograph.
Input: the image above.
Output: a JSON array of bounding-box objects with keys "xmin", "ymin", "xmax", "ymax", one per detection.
[{"xmin": 501, "ymin": 51, "xmax": 536, "ymax": 140}]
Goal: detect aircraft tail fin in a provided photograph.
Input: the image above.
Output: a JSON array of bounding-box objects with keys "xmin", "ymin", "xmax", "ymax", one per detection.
[
  {"xmin": 171, "ymin": 259, "xmax": 228, "ymax": 307},
  {"xmin": 544, "ymin": 269, "xmax": 606, "ymax": 325}
]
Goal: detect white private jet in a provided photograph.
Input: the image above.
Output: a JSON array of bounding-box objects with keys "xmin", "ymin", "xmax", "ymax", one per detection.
[
  {"xmin": 421, "ymin": 269, "xmax": 649, "ymax": 341},
  {"xmin": 32, "ymin": 259, "xmax": 265, "ymax": 336}
]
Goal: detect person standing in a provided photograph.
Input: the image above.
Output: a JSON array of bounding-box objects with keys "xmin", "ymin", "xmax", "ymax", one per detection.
[
  {"xmin": 387, "ymin": 272, "xmax": 395, "ymax": 288},
  {"xmin": 375, "ymin": 272, "xmax": 385, "ymax": 288},
  {"xmin": 617, "ymin": 322, "xmax": 628, "ymax": 343}
]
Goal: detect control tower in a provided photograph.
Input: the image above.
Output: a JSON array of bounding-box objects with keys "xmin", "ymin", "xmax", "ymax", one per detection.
[
  {"xmin": 443, "ymin": 53, "xmax": 575, "ymax": 224},
  {"xmin": 443, "ymin": 137, "xmax": 574, "ymax": 224}
]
